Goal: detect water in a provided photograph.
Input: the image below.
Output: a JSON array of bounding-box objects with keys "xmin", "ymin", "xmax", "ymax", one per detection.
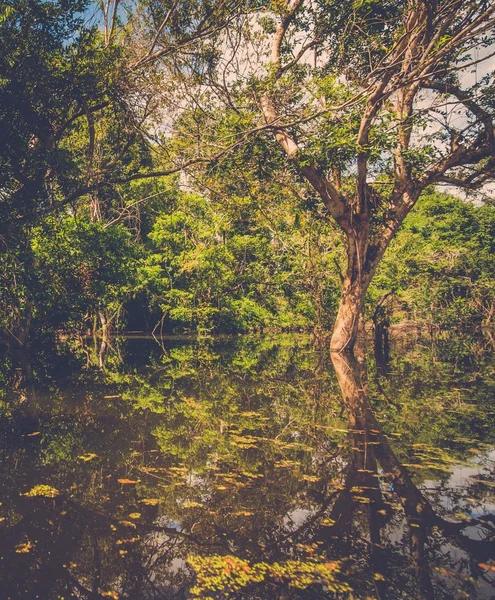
[{"xmin": 0, "ymin": 333, "xmax": 494, "ymax": 599}]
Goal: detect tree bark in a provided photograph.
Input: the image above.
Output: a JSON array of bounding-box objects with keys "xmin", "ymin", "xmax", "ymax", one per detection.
[{"xmin": 330, "ymin": 224, "xmax": 372, "ymax": 353}]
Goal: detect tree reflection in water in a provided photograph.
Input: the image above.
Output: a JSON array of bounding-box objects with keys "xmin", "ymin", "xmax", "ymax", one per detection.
[{"xmin": 0, "ymin": 334, "xmax": 493, "ymax": 599}]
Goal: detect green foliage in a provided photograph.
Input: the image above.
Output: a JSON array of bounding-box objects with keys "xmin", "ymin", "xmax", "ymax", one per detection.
[
  {"xmin": 138, "ymin": 188, "xmax": 342, "ymax": 333},
  {"xmin": 32, "ymin": 217, "xmax": 138, "ymax": 330},
  {"xmin": 372, "ymin": 190, "xmax": 495, "ymax": 328}
]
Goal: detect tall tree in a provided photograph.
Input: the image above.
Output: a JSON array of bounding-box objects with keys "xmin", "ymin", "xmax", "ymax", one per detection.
[
  {"xmin": 160, "ymin": 0, "xmax": 495, "ymax": 352},
  {"xmin": 257, "ymin": 0, "xmax": 495, "ymax": 351}
]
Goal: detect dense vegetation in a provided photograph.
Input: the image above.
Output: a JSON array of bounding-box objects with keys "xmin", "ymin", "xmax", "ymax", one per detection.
[
  {"xmin": 1, "ymin": 4, "xmax": 494, "ymax": 597},
  {"xmin": 1, "ymin": 0, "xmax": 494, "ymax": 346},
  {"xmin": 3, "ymin": 181, "xmax": 495, "ymax": 340}
]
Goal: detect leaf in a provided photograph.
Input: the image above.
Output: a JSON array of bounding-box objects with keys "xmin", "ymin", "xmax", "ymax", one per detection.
[
  {"xmin": 15, "ymin": 540, "xmax": 33, "ymax": 553},
  {"xmin": 139, "ymin": 498, "xmax": 160, "ymax": 506},
  {"xmin": 23, "ymin": 485, "xmax": 59, "ymax": 498},
  {"xmin": 100, "ymin": 591, "xmax": 119, "ymax": 599},
  {"xmin": 117, "ymin": 479, "xmax": 140, "ymax": 485},
  {"xmin": 78, "ymin": 453, "xmax": 99, "ymax": 461},
  {"xmin": 119, "ymin": 520, "xmax": 136, "ymax": 529}
]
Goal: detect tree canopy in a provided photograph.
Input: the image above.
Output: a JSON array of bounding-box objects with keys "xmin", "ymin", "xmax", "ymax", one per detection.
[{"xmin": 0, "ymin": 0, "xmax": 494, "ymax": 350}]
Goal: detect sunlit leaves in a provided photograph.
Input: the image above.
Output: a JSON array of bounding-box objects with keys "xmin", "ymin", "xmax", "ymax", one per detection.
[
  {"xmin": 23, "ymin": 485, "xmax": 59, "ymax": 498},
  {"xmin": 188, "ymin": 554, "xmax": 350, "ymax": 597}
]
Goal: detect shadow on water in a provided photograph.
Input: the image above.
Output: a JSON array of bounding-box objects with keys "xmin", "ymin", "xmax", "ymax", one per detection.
[{"xmin": 0, "ymin": 333, "xmax": 494, "ymax": 599}]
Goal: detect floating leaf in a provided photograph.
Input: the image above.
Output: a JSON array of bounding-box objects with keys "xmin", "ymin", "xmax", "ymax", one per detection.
[
  {"xmin": 301, "ymin": 474, "xmax": 319, "ymax": 482},
  {"xmin": 139, "ymin": 498, "xmax": 160, "ymax": 506},
  {"xmin": 16, "ymin": 540, "xmax": 33, "ymax": 553},
  {"xmin": 100, "ymin": 591, "xmax": 119, "ymax": 599},
  {"xmin": 183, "ymin": 500, "xmax": 203, "ymax": 508},
  {"xmin": 119, "ymin": 520, "xmax": 136, "ymax": 529},
  {"xmin": 78, "ymin": 453, "xmax": 98, "ymax": 462},
  {"xmin": 24, "ymin": 485, "xmax": 59, "ymax": 498}
]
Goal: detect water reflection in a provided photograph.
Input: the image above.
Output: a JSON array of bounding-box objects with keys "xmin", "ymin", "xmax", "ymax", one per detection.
[{"xmin": 0, "ymin": 334, "xmax": 493, "ymax": 599}]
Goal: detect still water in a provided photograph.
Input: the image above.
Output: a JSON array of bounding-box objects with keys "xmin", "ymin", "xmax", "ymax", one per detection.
[{"xmin": 0, "ymin": 333, "xmax": 494, "ymax": 599}]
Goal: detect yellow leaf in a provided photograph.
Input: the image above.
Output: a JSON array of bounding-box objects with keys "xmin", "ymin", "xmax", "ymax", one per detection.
[
  {"xmin": 78, "ymin": 453, "xmax": 98, "ymax": 462},
  {"xmin": 16, "ymin": 540, "xmax": 33, "ymax": 553},
  {"xmin": 100, "ymin": 591, "xmax": 119, "ymax": 599},
  {"xmin": 119, "ymin": 520, "xmax": 137, "ymax": 529},
  {"xmin": 183, "ymin": 500, "xmax": 203, "ymax": 508},
  {"xmin": 24, "ymin": 485, "xmax": 59, "ymax": 498}
]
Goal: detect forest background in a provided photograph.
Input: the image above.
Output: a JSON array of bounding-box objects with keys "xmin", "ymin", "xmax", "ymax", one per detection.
[{"xmin": 1, "ymin": 0, "xmax": 494, "ymax": 347}]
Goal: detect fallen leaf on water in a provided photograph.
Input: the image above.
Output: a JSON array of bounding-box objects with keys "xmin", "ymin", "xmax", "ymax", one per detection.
[
  {"xmin": 27, "ymin": 432, "xmax": 40, "ymax": 437},
  {"xmin": 119, "ymin": 521, "xmax": 136, "ymax": 529},
  {"xmin": 78, "ymin": 453, "xmax": 98, "ymax": 462},
  {"xmin": 100, "ymin": 591, "xmax": 119, "ymax": 599},
  {"xmin": 24, "ymin": 485, "xmax": 59, "ymax": 498},
  {"xmin": 301, "ymin": 474, "xmax": 319, "ymax": 482},
  {"xmin": 16, "ymin": 540, "xmax": 33, "ymax": 553}
]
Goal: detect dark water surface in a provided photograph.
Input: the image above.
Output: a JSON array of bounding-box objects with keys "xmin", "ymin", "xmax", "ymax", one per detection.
[{"xmin": 0, "ymin": 333, "xmax": 494, "ymax": 599}]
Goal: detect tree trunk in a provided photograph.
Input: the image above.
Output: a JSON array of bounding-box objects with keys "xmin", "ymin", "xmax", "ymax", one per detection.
[{"xmin": 330, "ymin": 226, "xmax": 372, "ymax": 353}]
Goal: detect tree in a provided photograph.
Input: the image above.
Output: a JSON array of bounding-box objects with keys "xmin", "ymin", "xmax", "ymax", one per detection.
[
  {"xmin": 0, "ymin": 0, "xmax": 244, "ymax": 344},
  {"xmin": 162, "ymin": 0, "xmax": 495, "ymax": 351}
]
